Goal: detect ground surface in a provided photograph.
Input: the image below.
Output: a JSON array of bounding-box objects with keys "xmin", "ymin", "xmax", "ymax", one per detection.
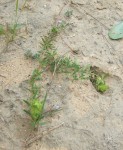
[{"xmin": 0, "ymin": 0, "xmax": 123, "ymax": 150}]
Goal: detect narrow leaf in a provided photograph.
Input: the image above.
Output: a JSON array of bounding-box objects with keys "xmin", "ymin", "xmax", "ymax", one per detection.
[
  {"xmin": 16, "ymin": 0, "xmax": 19, "ymax": 16},
  {"xmin": 23, "ymin": 109, "xmax": 31, "ymax": 116},
  {"xmin": 23, "ymin": 100, "xmax": 30, "ymax": 106}
]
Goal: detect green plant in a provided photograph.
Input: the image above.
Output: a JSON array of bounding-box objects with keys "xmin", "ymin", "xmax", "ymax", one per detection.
[
  {"xmin": 8, "ymin": 23, "xmax": 22, "ymax": 40},
  {"xmin": 0, "ymin": 23, "xmax": 22, "ymax": 42},
  {"xmin": 0, "ymin": 0, "xmax": 22, "ymax": 43},
  {"xmin": 24, "ymin": 66, "xmax": 61, "ymax": 128},
  {"xmin": 95, "ymin": 75, "xmax": 109, "ymax": 93},
  {"xmin": 90, "ymin": 67, "xmax": 109, "ymax": 93},
  {"xmin": 24, "ymin": 23, "xmax": 98, "ymax": 128},
  {"xmin": 9, "ymin": 24, "xmax": 22, "ymax": 41},
  {"xmin": 24, "ymin": 69, "xmax": 44, "ymax": 128}
]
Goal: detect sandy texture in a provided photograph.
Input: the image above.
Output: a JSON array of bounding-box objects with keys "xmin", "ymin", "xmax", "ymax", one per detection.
[{"xmin": 0, "ymin": 0, "xmax": 123, "ymax": 150}]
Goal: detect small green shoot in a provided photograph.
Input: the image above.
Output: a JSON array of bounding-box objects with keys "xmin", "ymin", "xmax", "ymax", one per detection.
[
  {"xmin": 24, "ymin": 66, "xmax": 60, "ymax": 128},
  {"xmin": 90, "ymin": 67, "xmax": 109, "ymax": 93},
  {"xmin": 8, "ymin": 23, "xmax": 22, "ymax": 40},
  {"xmin": 24, "ymin": 93, "xmax": 47, "ymax": 128},
  {"xmin": 95, "ymin": 75, "xmax": 109, "ymax": 93},
  {"xmin": 0, "ymin": 1, "xmax": 21, "ymax": 45},
  {"xmin": 0, "ymin": 23, "xmax": 22, "ymax": 43},
  {"xmin": 24, "ymin": 87, "xmax": 60, "ymax": 128}
]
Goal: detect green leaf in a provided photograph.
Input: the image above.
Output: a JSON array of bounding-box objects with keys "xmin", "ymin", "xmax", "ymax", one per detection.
[
  {"xmin": 97, "ymin": 84, "xmax": 109, "ymax": 93},
  {"xmin": 41, "ymin": 92, "xmax": 47, "ymax": 114},
  {"xmin": 30, "ymin": 99, "xmax": 43, "ymax": 121},
  {"xmin": 109, "ymin": 21, "xmax": 123, "ymax": 40},
  {"xmin": 16, "ymin": 0, "xmax": 19, "ymax": 16},
  {"xmin": 96, "ymin": 76, "xmax": 105, "ymax": 85}
]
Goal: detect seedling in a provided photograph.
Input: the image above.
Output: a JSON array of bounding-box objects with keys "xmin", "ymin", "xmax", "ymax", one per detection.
[
  {"xmin": 24, "ymin": 93, "xmax": 47, "ymax": 128},
  {"xmin": 0, "ymin": 1, "xmax": 22, "ymax": 44},
  {"xmin": 0, "ymin": 23, "xmax": 22, "ymax": 42},
  {"xmin": 95, "ymin": 75, "xmax": 109, "ymax": 93},
  {"xmin": 8, "ymin": 23, "xmax": 22, "ymax": 40},
  {"xmin": 24, "ymin": 66, "xmax": 61, "ymax": 128},
  {"xmin": 90, "ymin": 67, "xmax": 109, "ymax": 93}
]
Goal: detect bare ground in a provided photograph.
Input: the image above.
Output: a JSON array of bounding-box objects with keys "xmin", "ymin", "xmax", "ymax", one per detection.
[{"xmin": 0, "ymin": 0, "xmax": 123, "ymax": 150}]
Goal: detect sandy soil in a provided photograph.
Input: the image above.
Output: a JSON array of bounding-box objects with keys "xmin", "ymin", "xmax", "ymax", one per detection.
[{"xmin": 0, "ymin": 0, "xmax": 123, "ymax": 150}]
